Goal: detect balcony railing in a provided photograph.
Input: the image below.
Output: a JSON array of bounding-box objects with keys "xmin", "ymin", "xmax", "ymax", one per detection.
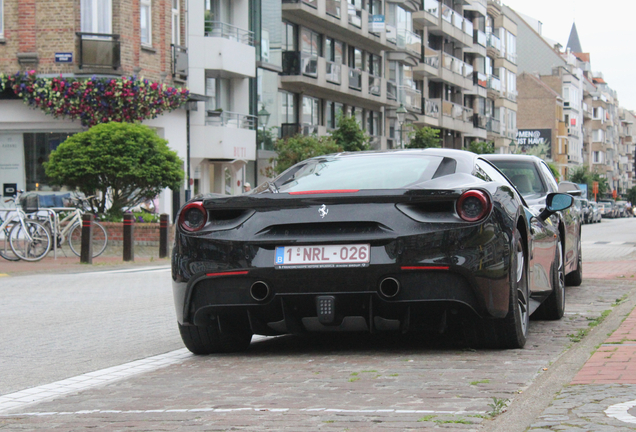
[
  {"xmin": 387, "ymin": 80, "xmax": 398, "ymax": 101},
  {"xmin": 487, "ymin": 75, "xmax": 501, "ymax": 92},
  {"xmin": 425, "ymin": 98, "xmax": 440, "ymax": 118},
  {"xmin": 423, "ymin": 0, "xmax": 439, "ymax": 17},
  {"xmin": 369, "ymin": 75, "xmax": 381, "ymax": 96},
  {"xmin": 76, "ymin": 32, "xmax": 121, "ymax": 70},
  {"xmin": 348, "ymin": 3, "xmax": 362, "ymax": 27},
  {"xmin": 464, "ymin": 19, "xmax": 473, "ymax": 37},
  {"xmin": 398, "ymin": 85, "xmax": 422, "ymax": 112},
  {"xmin": 326, "ymin": 61, "xmax": 342, "ymax": 84},
  {"xmin": 442, "ymin": 100, "xmax": 472, "ymax": 121},
  {"xmin": 424, "ymin": 46, "xmax": 440, "ymax": 69},
  {"xmin": 206, "ymin": 111, "xmax": 257, "ymax": 130},
  {"xmin": 171, "ymin": 44, "xmax": 188, "ymax": 80},
  {"xmin": 474, "ymin": 29, "xmax": 487, "ymax": 47},
  {"xmin": 441, "ymin": 5, "xmax": 452, "ymax": 23},
  {"xmin": 474, "ymin": 71, "xmax": 487, "ymax": 88},
  {"xmin": 205, "ymin": 21, "xmax": 254, "ymax": 46},
  {"xmin": 473, "ymin": 113, "xmax": 488, "ymax": 129},
  {"xmin": 568, "ymin": 127, "xmax": 580, "ymax": 138},
  {"xmin": 397, "ymin": 28, "xmax": 422, "ymax": 56},
  {"xmin": 486, "ymin": 117, "xmax": 502, "ymax": 134},
  {"xmin": 505, "ymin": 90, "xmax": 517, "ymax": 102},
  {"xmin": 443, "ymin": 53, "xmax": 472, "ymax": 78},
  {"xmin": 326, "ymin": 0, "xmax": 341, "ymax": 17},
  {"xmin": 386, "ymin": 25, "xmax": 397, "ymax": 44},
  {"xmin": 280, "ymin": 123, "xmax": 301, "ymax": 139},
  {"xmin": 282, "ymin": 51, "xmax": 318, "ymax": 77},
  {"xmin": 487, "ymin": 32, "xmax": 501, "ymax": 51},
  {"xmin": 349, "ymin": 68, "xmax": 362, "ymax": 90},
  {"xmin": 506, "ymin": 52, "xmax": 517, "ymax": 64}
]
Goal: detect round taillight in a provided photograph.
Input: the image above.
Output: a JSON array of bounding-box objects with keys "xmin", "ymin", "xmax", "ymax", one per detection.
[
  {"xmin": 456, "ymin": 190, "xmax": 491, "ymax": 222},
  {"xmin": 179, "ymin": 202, "xmax": 207, "ymax": 232}
]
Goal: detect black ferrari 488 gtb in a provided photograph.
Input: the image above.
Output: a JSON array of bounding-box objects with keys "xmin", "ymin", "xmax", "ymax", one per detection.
[{"xmin": 172, "ymin": 149, "xmax": 573, "ymax": 353}]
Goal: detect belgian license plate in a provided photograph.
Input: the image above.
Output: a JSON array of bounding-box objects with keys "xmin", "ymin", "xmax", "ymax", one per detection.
[{"xmin": 275, "ymin": 244, "xmax": 370, "ymax": 268}]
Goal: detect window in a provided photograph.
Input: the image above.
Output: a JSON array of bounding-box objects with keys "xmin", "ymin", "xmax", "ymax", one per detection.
[
  {"xmin": 0, "ymin": 0, "xmax": 4, "ymax": 38},
  {"xmin": 81, "ymin": 0, "xmax": 112, "ymax": 33},
  {"xmin": 367, "ymin": 111, "xmax": 381, "ymax": 136},
  {"xmin": 349, "ymin": 46, "xmax": 363, "ymax": 70},
  {"xmin": 301, "ymin": 28, "xmax": 321, "ymax": 57},
  {"xmin": 279, "ymin": 91, "xmax": 296, "ymax": 124},
  {"xmin": 171, "ymin": 0, "xmax": 179, "ymax": 45},
  {"xmin": 302, "ymin": 96, "xmax": 320, "ymax": 126},
  {"xmin": 593, "ymin": 106, "xmax": 604, "ymax": 121},
  {"xmin": 592, "ymin": 129, "xmax": 604, "ymax": 142},
  {"xmin": 367, "ymin": 54, "xmax": 381, "ymax": 77},
  {"xmin": 326, "ymin": 101, "xmax": 343, "ymax": 129},
  {"xmin": 140, "ymin": 0, "xmax": 152, "ymax": 46},
  {"xmin": 593, "ymin": 151, "xmax": 603, "ymax": 164},
  {"xmin": 326, "ymin": 38, "xmax": 344, "ymax": 63},
  {"xmin": 506, "ymin": 31, "xmax": 516, "ymax": 63},
  {"xmin": 282, "ymin": 22, "xmax": 296, "ymax": 51}
]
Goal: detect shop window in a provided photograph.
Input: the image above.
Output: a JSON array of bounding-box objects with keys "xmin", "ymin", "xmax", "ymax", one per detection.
[{"xmin": 23, "ymin": 133, "xmax": 77, "ymax": 191}]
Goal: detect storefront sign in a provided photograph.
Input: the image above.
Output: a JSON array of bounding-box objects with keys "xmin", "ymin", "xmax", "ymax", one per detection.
[
  {"xmin": 55, "ymin": 52, "xmax": 73, "ymax": 63},
  {"xmin": 369, "ymin": 15, "xmax": 385, "ymax": 33},
  {"xmin": 515, "ymin": 129, "xmax": 552, "ymax": 158}
]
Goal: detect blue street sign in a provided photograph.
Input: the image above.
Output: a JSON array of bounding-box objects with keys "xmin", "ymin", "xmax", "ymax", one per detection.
[{"xmin": 55, "ymin": 53, "xmax": 73, "ymax": 63}]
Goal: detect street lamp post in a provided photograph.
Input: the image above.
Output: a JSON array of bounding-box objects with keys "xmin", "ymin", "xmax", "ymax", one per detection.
[
  {"xmin": 396, "ymin": 103, "xmax": 407, "ymax": 149},
  {"xmin": 258, "ymin": 107, "xmax": 271, "ymax": 148}
]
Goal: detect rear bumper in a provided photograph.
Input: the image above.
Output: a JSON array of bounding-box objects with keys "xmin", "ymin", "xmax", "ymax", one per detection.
[{"xmin": 172, "ymin": 228, "xmax": 512, "ymax": 333}]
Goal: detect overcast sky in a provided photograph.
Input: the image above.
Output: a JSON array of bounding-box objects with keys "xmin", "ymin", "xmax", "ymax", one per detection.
[{"xmin": 502, "ymin": 0, "xmax": 636, "ymax": 111}]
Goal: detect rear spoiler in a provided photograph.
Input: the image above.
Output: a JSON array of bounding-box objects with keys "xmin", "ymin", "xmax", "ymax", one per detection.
[{"xmin": 202, "ymin": 189, "xmax": 464, "ymax": 210}]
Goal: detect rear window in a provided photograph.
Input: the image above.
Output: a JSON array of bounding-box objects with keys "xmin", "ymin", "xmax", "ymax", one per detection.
[
  {"xmin": 487, "ymin": 160, "xmax": 547, "ymax": 199},
  {"xmin": 274, "ymin": 154, "xmax": 450, "ymax": 192}
]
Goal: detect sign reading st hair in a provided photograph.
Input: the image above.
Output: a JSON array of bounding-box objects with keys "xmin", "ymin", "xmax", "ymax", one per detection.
[{"xmin": 515, "ymin": 129, "xmax": 552, "ymax": 158}]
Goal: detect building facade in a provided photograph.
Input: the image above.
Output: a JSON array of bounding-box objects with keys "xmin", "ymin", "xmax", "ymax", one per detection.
[{"xmin": 0, "ymin": 0, "xmax": 187, "ymax": 216}]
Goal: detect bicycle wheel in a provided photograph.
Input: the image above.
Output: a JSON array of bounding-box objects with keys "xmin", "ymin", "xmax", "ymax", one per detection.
[
  {"xmin": 9, "ymin": 220, "xmax": 52, "ymax": 262},
  {"xmin": 68, "ymin": 221, "xmax": 108, "ymax": 258},
  {"xmin": 0, "ymin": 223, "xmax": 20, "ymax": 261}
]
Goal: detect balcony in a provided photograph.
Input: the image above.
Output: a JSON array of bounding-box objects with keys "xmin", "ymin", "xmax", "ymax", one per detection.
[
  {"xmin": 422, "ymin": 0, "xmax": 440, "ymax": 18},
  {"xmin": 326, "ymin": 61, "xmax": 342, "ymax": 85},
  {"xmin": 425, "ymin": 98, "xmax": 440, "ymax": 118},
  {"xmin": 397, "ymin": 28, "xmax": 422, "ymax": 57},
  {"xmin": 326, "ymin": 0, "xmax": 340, "ymax": 17},
  {"xmin": 475, "ymin": 29, "xmax": 487, "ymax": 47},
  {"xmin": 504, "ymin": 90, "xmax": 517, "ymax": 102},
  {"xmin": 204, "ymin": 21, "xmax": 254, "ymax": 46},
  {"xmin": 487, "ymin": 32, "xmax": 501, "ymax": 53},
  {"xmin": 205, "ymin": 111, "xmax": 256, "ymax": 130},
  {"xmin": 369, "ymin": 75, "xmax": 381, "ymax": 96},
  {"xmin": 171, "ymin": 44, "xmax": 188, "ymax": 80},
  {"xmin": 348, "ymin": 3, "xmax": 362, "ymax": 28},
  {"xmin": 282, "ymin": 51, "xmax": 318, "ymax": 77},
  {"xmin": 437, "ymin": 53, "xmax": 473, "ymax": 90},
  {"xmin": 473, "ymin": 113, "xmax": 488, "ymax": 129},
  {"xmin": 487, "ymin": 117, "xmax": 502, "ymax": 135},
  {"xmin": 415, "ymin": 3, "xmax": 472, "ymax": 47},
  {"xmin": 349, "ymin": 68, "xmax": 363, "ymax": 90},
  {"xmin": 191, "ymin": 111, "xmax": 257, "ymax": 160},
  {"xmin": 76, "ymin": 32, "xmax": 121, "ymax": 70},
  {"xmin": 398, "ymin": 85, "xmax": 422, "ymax": 113},
  {"xmin": 487, "ymin": 75, "xmax": 501, "ymax": 93},
  {"xmin": 568, "ymin": 127, "xmax": 580, "ymax": 138},
  {"xmin": 475, "ymin": 71, "xmax": 487, "ymax": 88},
  {"xmin": 387, "ymin": 81, "xmax": 398, "ymax": 101},
  {"xmin": 441, "ymin": 100, "xmax": 474, "ymax": 133}
]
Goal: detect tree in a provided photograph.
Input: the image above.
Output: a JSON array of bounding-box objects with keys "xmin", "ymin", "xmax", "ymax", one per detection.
[
  {"xmin": 264, "ymin": 134, "xmax": 342, "ymax": 177},
  {"xmin": 568, "ymin": 166, "xmax": 588, "ymax": 184},
  {"xmin": 45, "ymin": 122, "xmax": 184, "ymax": 216},
  {"xmin": 330, "ymin": 114, "xmax": 369, "ymax": 151},
  {"xmin": 406, "ymin": 127, "xmax": 441, "ymax": 149},
  {"xmin": 627, "ymin": 186, "xmax": 636, "ymax": 205},
  {"xmin": 567, "ymin": 166, "xmax": 609, "ymax": 199},
  {"xmin": 468, "ymin": 141, "xmax": 495, "ymax": 154}
]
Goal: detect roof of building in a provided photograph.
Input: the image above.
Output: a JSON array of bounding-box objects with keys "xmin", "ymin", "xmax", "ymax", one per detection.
[
  {"xmin": 520, "ymin": 72, "xmax": 563, "ymax": 100},
  {"xmin": 573, "ymin": 52, "xmax": 590, "ymax": 63},
  {"xmin": 566, "ymin": 23, "xmax": 583, "ymax": 53}
]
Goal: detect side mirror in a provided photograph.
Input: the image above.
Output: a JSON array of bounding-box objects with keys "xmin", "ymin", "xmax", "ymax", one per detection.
[{"xmin": 538, "ymin": 193, "xmax": 574, "ymax": 221}]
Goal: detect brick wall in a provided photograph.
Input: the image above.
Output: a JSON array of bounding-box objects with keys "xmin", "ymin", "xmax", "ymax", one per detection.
[
  {"xmin": 0, "ymin": 0, "xmax": 186, "ymax": 84},
  {"xmin": 101, "ymin": 221, "xmax": 174, "ymax": 246}
]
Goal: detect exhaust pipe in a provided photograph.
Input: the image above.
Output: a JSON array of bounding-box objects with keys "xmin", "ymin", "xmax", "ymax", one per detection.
[
  {"xmin": 379, "ymin": 277, "xmax": 400, "ymax": 298},
  {"xmin": 250, "ymin": 281, "xmax": 270, "ymax": 302}
]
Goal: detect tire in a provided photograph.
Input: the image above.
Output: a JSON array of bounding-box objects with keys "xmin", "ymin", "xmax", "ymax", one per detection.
[
  {"xmin": 9, "ymin": 220, "xmax": 52, "ymax": 262},
  {"xmin": 466, "ymin": 228, "xmax": 529, "ymax": 349},
  {"xmin": 565, "ymin": 237, "xmax": 582, "ymax": 287},
  {"xmin": 178, "ymin": 322, "xmax": 252, "ymax": 355},
  {"xmin": 0, "ymin": 223, "xmax": 20, "ymax": 261},
  {"xmin": 68, "ymin": 221, "xmax": 108, "ymax": 258},
  {"xmin": 534, "ymin": 237, "xmax": 565, "ymax": 320}
]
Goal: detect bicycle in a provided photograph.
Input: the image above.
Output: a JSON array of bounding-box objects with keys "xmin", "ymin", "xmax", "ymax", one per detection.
[
  {"xmin": 0, "ymin": 192, "xmax": 52, "ymax": 262},
  {"xmin": 39, "ymin": 195, "xmax": 108, "ymax": 258}
]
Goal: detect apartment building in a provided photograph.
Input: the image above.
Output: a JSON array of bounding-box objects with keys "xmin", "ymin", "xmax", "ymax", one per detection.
[
  {"xmin": 187, "ymin": 0, "xmax": 256, "ymax": 196},
  {"xmin": 0, "ymin": 0, "xmax": 187, "ymax": 215},
  {"xmin": 413, "ymin": 0, "xmax": 517, "ymax": 150},
  {"xmin": 618, "ymin": 107, "xmax": 634, "ymax": 191}
]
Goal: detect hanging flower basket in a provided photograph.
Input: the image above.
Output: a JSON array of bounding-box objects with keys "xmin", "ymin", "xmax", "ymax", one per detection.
[{"xmin": 1, "ymin": 71, "xmax": 189, "ymax": 127}]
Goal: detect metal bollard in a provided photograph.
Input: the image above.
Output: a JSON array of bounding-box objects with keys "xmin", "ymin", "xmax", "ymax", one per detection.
[
  {"xmin": 123, "ymin": 214, "xmax": 134, "ymax": 262},
  {"xmin": 159, "ymin": 213, "xmax": 169, "ymax": 258},
  {"xmin": 80, "ymin": 213, "xmax": 93, "ymax": 264}
]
